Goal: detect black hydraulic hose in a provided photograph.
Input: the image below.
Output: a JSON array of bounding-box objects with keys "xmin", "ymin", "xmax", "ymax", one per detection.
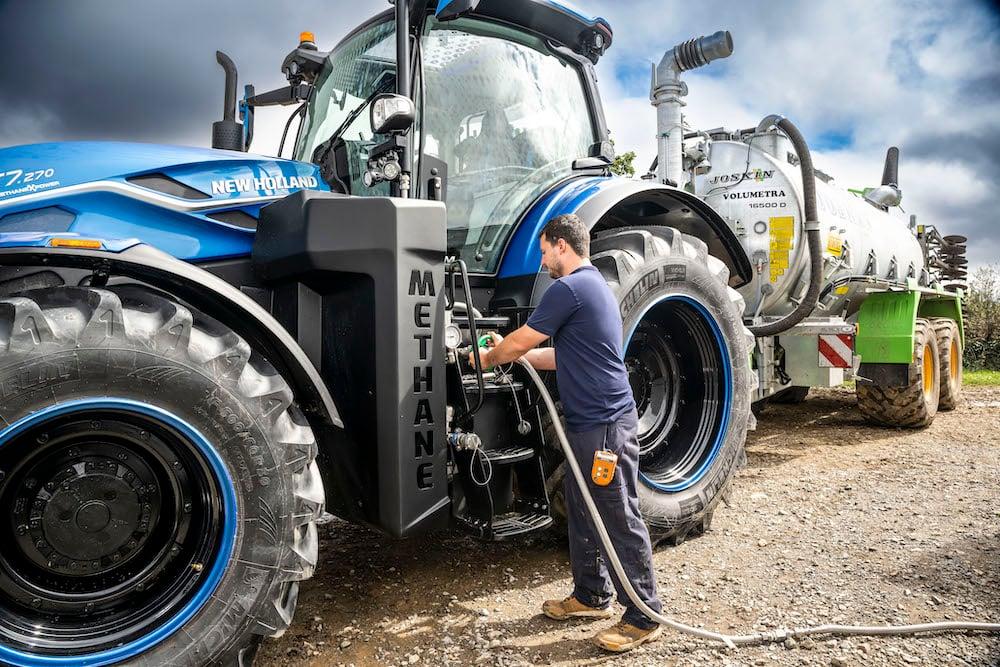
[
  {"xmin": 452, "ymin": 259, "xmax": 485, "ymax": 417},
  {"xmin": 748, "ymin": 116, "xmax": 823, "ymax": 337}
]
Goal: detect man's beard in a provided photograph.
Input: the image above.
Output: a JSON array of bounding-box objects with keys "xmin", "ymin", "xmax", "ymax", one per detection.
[{"xmin": 546, "ymin": 259, "xmax": 563, "ymax": 279}]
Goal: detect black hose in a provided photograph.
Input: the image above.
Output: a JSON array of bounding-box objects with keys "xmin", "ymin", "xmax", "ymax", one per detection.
[
  {"xmin": 748, "ymin": 116, "xmax": 823, "ymax": 337},
  {"xmin": 452, "ymin": 259, "xmax": 485, "ymax": 417}
]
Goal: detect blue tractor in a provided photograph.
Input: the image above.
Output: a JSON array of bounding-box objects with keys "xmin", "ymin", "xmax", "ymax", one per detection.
[{"xmin": 0, "ymin": 1, "xmax": 754, "ymax": 664}]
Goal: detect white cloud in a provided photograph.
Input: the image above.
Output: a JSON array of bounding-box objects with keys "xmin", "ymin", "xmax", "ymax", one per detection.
[
  {"xmin": 575, "ymin": 0, "xmax": 1000, "ymax": 269},
  {"xmin": 246, "ymin": 1, "xmax": 999, "ymax": 269}
]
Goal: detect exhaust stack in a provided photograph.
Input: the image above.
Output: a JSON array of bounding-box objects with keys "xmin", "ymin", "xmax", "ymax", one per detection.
[
  {"xmin": 651, "ymin": 31, "xmax": 733, "ymax": 186},
  {"xmin": 865, "ymin": 146, "xmax": 902, "ymax": 208}
]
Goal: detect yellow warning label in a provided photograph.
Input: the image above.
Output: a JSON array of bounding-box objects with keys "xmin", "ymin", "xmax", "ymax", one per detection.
[
  {"xmin": 768, "ymin": 216, "xmax": 795, "ymax": 283},
  {"xmin": 834, "ymin": 285, "xmax": 850, "ymax": 295},
  {"xmin": 827, "ymin": 233, "xmax": 843, "ymax": 256}
]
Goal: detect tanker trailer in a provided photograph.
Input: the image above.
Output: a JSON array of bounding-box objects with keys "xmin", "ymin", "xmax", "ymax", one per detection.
[{"xmin": 648, "ymin": 32, "xmax": 965, "ymax": 427}]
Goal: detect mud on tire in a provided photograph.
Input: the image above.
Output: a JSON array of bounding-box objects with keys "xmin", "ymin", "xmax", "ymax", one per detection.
[
  {"xmin": 857, "ymin": 317, "xmax": 940, "ymax": 428},
  {"xmin": 0, "ymin": 286, "xmax": 322, "ymax": 666}
]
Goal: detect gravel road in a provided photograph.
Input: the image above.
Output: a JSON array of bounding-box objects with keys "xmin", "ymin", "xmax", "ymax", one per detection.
[{"xmin": 258, "ymin": 386, "xmax": 1000, "ymax": 666}]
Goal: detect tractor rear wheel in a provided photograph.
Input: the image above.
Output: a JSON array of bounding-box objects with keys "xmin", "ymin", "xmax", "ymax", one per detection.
[
  {"xmin": 931, "ymin": 318, "xmax": 962, "ymax": 410},
  {"xmin": 584, "ymin": 226, "xmax": 754, "ymax": 545},
  {"xmin": 857, "ymin": 317, "xmax": 940, "ymax": 427},
  {"xmin": 0, "ymin": 286, "xmax": 322, "ymax": 667}
]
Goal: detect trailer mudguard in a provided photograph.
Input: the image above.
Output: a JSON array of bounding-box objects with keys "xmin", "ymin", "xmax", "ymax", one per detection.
[
  {"xmin": 855, "ymin": 282, "xmax": 963, "ymax": 386},
  {"xmin": 0, "ymin": 242, "xmax": 342, "ymax": 432}
]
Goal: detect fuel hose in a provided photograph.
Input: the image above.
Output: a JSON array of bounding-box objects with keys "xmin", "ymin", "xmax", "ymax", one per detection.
[{"xmin": 516, "ymin": 358, "xmax": 1000, "ymax": 647}]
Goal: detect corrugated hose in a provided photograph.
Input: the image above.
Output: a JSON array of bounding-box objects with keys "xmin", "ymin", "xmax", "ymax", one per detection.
[{"xmin": 517, "ymin": 358, "xmax": 1000, "ymax": 648}]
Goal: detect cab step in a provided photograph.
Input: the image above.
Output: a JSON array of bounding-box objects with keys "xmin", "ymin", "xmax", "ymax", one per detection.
[
  {"xmin": 484, "ymin": 445, "xmax": 535, "ymax": 464},
  {"xmin": 491, "ymin": 512, "xmax": 553, "ymax": 540}
]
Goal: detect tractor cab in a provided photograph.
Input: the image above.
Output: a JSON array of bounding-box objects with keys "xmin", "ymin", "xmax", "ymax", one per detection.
[{"xmin": 293, "ymin": 1, "xmax": 613, "ymax": 272}]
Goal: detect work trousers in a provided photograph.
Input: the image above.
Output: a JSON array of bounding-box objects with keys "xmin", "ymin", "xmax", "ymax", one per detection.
[{"xmin": 564, "ymin": 407, "xmax": 663, "ymax": 629}]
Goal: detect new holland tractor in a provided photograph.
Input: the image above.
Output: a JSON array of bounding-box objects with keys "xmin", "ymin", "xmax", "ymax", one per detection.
[{"xmin": 0, "ymin": 0, "xmax": 963, "ymax": 664}]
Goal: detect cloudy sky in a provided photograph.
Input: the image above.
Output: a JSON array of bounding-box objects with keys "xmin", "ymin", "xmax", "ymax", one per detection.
[{"xmin": 1, "ymin": 0, "xmax": 998, "ymax": 268}]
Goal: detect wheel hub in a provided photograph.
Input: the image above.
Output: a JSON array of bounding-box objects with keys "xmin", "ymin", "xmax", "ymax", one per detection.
[{"xmin": 23, "ymin": 455, "xmax": 157, "ymax": 573}]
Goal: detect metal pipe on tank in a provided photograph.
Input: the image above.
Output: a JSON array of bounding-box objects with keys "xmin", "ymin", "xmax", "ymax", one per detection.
[{"xmin": 651, "ymin": 31, "xmax": 733, "ymax": 187}]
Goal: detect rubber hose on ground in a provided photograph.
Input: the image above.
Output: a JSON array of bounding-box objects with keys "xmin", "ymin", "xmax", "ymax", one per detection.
[{"xmin": 517, "ymin": 358, "xmax": 1000, "ymax": 647}]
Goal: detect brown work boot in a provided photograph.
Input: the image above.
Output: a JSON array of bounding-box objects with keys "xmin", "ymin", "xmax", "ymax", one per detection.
[
  {"xmin": 541, "ymin": 596, "xmax": 614, "ymax": 620},
  {"xmin": 593, "ymin": 621, "xmax": 663, "ymax": 652}
]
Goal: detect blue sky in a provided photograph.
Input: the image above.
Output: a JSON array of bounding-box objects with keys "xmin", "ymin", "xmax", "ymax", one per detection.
[{"xmin": 1, "ymin": 0, "xmax": 998, "ymax": 269}]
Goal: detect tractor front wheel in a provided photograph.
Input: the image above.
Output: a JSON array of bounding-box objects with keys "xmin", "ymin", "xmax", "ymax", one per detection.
[{"xmin": 0, "ymin": 286, "xmax": 322, "ymax": 667}]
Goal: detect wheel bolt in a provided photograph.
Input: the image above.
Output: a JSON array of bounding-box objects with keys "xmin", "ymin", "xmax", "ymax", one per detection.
[
  {"xmin": 36, "ymin": 434, "xmax": 49, "ymax": 444},
  {"xmin": 90, "ymin": 421, "xmax": 102, "ymax": 430},
  {"xmin": 183, "ymin": 502, "xmax": 192, "ymax": 513},
  {"xmin": 31, "ymin": 598, "xmax": 41, "ymax": 608},
  {"xmin": 16, "ymin": 525, "xmax": 27, "ymax": 535}
]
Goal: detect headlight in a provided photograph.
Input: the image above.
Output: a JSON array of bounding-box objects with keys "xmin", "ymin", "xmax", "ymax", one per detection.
[{"xmin": 382, "ymin": 160, "xmax": 401, "ymax": 181}]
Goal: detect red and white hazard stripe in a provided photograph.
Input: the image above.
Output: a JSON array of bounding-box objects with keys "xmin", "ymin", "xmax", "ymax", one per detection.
[{"xmin": 818, "ymin": 334, "xmax": 854, "ymax": 368}]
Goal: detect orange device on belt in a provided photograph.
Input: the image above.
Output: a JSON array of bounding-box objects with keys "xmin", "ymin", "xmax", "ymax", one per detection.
[{"xmin": 591, "ymin": 449, "xmax": 618, "ymax": 486}]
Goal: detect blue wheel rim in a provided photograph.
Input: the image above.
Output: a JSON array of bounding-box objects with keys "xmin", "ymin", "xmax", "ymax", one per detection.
[
  {"xmin": 623, "ymin": 295, "xmax": 732, "ymax": 493},
  {"xmin": 0, "ymin": 398, "xmax": 238, "ymax": 667}
]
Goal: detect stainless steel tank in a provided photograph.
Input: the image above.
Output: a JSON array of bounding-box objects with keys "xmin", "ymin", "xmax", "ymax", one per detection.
[{"xmin": 692, "ymin": 134, "xmax": 925, "ymax": 319}]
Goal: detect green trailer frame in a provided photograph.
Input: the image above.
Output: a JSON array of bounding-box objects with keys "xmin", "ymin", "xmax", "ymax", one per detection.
[{"xmin": 855, "ymin": 279, "xmax": 964, "ymax": 365}]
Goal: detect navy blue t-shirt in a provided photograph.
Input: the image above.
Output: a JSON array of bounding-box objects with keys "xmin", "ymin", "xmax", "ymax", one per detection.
[{"xmin": 526, "ymin": 265, "xmax": 635, "ymax": 432}]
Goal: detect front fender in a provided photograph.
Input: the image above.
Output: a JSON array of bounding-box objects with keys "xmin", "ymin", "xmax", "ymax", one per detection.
[{"xmin": 0, "ymin": 242, "xmax": 342, "ymax": 431}]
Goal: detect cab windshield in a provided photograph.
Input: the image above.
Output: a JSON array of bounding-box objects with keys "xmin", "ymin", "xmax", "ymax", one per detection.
[
  {"xmin": 421, "ymin": 17, "xmax": 597, "ymax": 272},
  {"xmin": 296, "ymin": 16, "xmax": 598, "ymax": 273}
]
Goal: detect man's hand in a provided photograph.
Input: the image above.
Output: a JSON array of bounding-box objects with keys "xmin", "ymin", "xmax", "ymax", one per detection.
[
  {"xmin": 467, "ymin": 326, "xmax": 547, "ymax": 369},
  {"xmin": 468, "ymin": 332, "xmax": 503, "ymax": 369}
]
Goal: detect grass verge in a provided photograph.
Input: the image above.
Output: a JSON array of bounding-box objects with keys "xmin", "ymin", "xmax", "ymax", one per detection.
[{"xmin": 963, "ymin": 369, "xmax": 1000, "ymax": 386}]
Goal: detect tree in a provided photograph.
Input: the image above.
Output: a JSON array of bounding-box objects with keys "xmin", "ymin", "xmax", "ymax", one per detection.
[
  {"xmin": 610, "ymin": 149, "xmax": 637, "ymax": 178},
  {"xmin": 964, "ymin": 265, "xmax": 1000, "ymax": 369},
  {"xmin": 607, "ymin": 137, "xmax": 637, "ymax": 178}
]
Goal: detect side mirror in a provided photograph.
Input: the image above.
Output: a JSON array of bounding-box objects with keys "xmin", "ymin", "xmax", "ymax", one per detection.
[{"xmin": 370, "ymin": 94, "xmax": 415, "ymax": 135}]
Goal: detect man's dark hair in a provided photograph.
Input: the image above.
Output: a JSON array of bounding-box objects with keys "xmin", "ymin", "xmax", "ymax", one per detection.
[{"xmin": 539, "ymin": 213, "xmax": 590, "ymax": 257}]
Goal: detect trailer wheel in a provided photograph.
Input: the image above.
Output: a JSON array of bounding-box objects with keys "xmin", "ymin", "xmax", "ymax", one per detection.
[
  {"xmin": 857, "ymin": 317, "xmax": 940, "ymax": 427},
  {"xmin": 931, "ymin": 318, "xmax": 962, "ymax": 410},
  {"xmin": 583, "ymin": 226, "xmax": 753, "ymax": 545},
  {"xmin": 0, "ymin": 287, "xmax": 322, "ymax": 667}
]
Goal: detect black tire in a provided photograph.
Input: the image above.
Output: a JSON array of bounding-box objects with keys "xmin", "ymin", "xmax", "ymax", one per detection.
[
  {"xmin": 771, "ymin": 386, "xmax": 810, "ymax": 404},
  {"xmin": 544, "ymin": 227, "xmax": 753, "ymax": 545},
  {"xmin": 0, "ymin": 286, "xmax": 322, "ymax": 666},
  {"xmin": 857, "ymin": 317, "xmax": 940, "ymax": 428},
  {"xmin": 931, "ymin": 318, "xmax": 962, "ymax": 411}
]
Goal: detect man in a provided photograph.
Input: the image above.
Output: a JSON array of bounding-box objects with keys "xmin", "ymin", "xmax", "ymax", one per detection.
[{"xmin": 469, "ymin": 213, "xmax": 663, "ymax": 652}]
